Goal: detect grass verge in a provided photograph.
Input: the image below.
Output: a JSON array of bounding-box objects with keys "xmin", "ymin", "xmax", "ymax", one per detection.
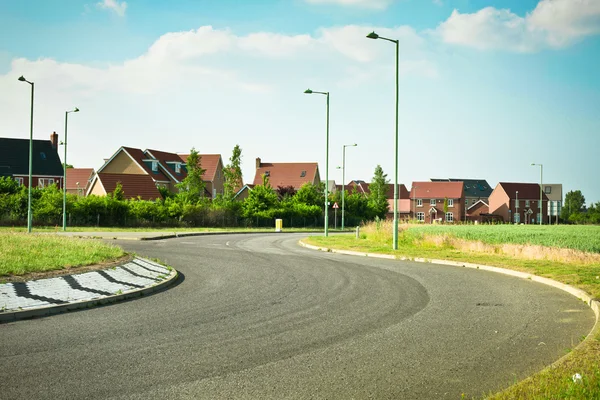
[
  {"xmin": 305, "ymin": 222, "xmax": 600, "ymax": 399},
  {"xmin": 0, "ymin": 226, "xmax": 336, "ymax": 233},
  {"xmin": 0, "ymin": 232, "xmax": 126, "ymax": 276}
]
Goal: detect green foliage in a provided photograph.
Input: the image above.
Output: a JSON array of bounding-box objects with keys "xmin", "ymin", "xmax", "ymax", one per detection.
[
  {"xmin": 242, "ymin": 176, "xmax": 279, "ymax": 218},
  {"xmin": 563, "ymin": 190, "xmax": 586, "ymax": 221},
  {"xmin": 223, "ymin": 144, "xmax": 243, "ymax": 202},
  {"xmin": 443, "ymin": 197, "xmax": 449, "ymax": 215},
  {"xmin": 177, "ymin": 147, "xmax": 206, "ymax": 203},
  {"xmin": 294, "ymin": 182, "xmax": 324, "ymax": 208},
  {"xmin": 112, "ymin": 182, "xmax": 125, "ymax": 201},
  {"xmin": 367, "ymin": 165, "xmax": 389, "ymax": 219},
  {"xmin": 0, "ymin": 176, "xmax": 20, "ymax": 195}
]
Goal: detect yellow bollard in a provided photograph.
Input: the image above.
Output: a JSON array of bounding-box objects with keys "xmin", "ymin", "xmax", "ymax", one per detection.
[{"xmin": 275, "ymin": 219, "xmax": 283, "ymax": 232}]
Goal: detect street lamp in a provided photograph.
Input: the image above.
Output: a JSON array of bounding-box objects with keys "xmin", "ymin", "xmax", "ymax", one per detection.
[
  {"xmin": 531, "ymin": 163, "xmax": 543, "ymax": 225},
  {"xmin": 341, "ymin": 143, "xmax": 357, "ymax": 230},
  {"xmin": 62, "ymin": 107, "xmax": 79, "ymax": 231},
  {"xmin": 304, "ymin": 88, "xmax": 330, "ymax": 237},
  {"xmin": 366, "ymin": 31, "xmax": 400, "ymax": 250},
  {"xmin": 516, "ymin": 190, "xmax": 519, "ymax": 224},
  {"xmin": 18, "ymin": 75, "xmax": 34, "ymax": 233}
]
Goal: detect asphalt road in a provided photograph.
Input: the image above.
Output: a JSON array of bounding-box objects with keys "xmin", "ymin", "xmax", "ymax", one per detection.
[{"xmin": 1, "ymin": 233, "xmax": 595, "ymax": 399}]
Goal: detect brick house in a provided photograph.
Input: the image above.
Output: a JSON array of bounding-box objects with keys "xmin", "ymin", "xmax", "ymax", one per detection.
[
  {"xmin": 488, "ymin": 182, "xmax": 549, "ymax": 224},
  {"xmin": 253, "ymin": 157, "xmax": 320, "ymax": 189},
  {"xmin": 431, "ymin": 178, "xmax": 493, "ymax": 212},
  {"xmin": 0, "ymin": 133, "xmax": 64, "ymax": 189},
  {"xmin": 410, "ymin": 181, "xmax": 465, "ymax": 223}
]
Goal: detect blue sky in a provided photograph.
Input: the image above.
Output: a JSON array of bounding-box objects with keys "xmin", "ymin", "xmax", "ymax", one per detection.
[{"xmin": 1, "ymin": 0, "xmax": 599, "ymax": 204}]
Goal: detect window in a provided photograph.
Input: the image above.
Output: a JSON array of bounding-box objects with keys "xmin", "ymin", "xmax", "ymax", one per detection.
[
  {"xmin": 14, "ymin": 177, "xmax": 24, "ymax": 186},
  {"xmin": 151, "ymin": 161, "xmax": 158, "ymax": 172},
  {"xmin": 212, "ymin": 188, "xmax": 217, "ymax": 199},
  {"xmin": 417, "ymin": 199, "xmax": 423, "ymax": 207},
  {"xmin": 416, "ymin": 212, "xmax": 425, "ymax": 222},
  {"xmin": 430, "ymin": 199, "xmax": 436, "ymax": 206},
  {"xmin": 300, "ymin": 170, "xmax": 306, "ymax": 177},
  {"xmin": 448, "ymin": 199, "xmax": 454, "ymax": 207},
  {"xmin": 545, "ymin": 186, "xmax": 552, "ymax": 194},
  {"xmin": 445, "ymin": 212, "xmax": 454, "ymax": 222},
  {"xmin": 175, "ymin": 163, "xmax": 181, "ymax": 174},
  {"xmin": 265, "ymin": 171, "xmax": 270, "ymax": 177},
  {"xmin": 38, "ymin": 178, "xmax": 54, "ymax": 188},
  {"xmin": 514, "ymin": 213, "xmax": 520, "ymax": 223},
  {"xmin": 525, "ymin": 200, "xmax": 530, "ymax": 207}
]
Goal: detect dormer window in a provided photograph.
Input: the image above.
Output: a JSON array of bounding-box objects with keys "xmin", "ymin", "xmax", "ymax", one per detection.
[
  {"xmin": 152, "ymin": 161, "xmax": 158, "ymax": 172},
  {"xmin": 175, "ymin": 163, "xmax": 181, "ymax": 174},
  {"xmin": 300, "ymin": 171, "xmax": 306, "ymax": 177},
  {"xmin": 40, "ymin": 152, "xmax": 46, "ymax": 160},
  {"xmin": 265, "ymin": 171, "xmax": 270, "ymax": 177}
]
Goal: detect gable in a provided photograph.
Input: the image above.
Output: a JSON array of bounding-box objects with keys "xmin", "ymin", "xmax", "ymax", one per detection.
[{"xmin": 101, "ymin": 150, "xmax": 146, "ymax": 175}]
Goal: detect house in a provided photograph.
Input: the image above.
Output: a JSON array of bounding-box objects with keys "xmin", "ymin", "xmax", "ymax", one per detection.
[
  {"xmin": 466, "ymin": 200, "xmax": 493, "ymax": 223},
  {"xmin": 178, "ymin": 153, "xmax": 225, "ymax": 199},
  {"xmin": 387, "ymin": 199, "xmax": 411, "ymax": 220},
  {"xmin": 410, "ymin": 181, "xmax": 465, "ymax": 223},
  {"xmin": 344, "ymin": 181, "xmax": 410, "ymax": 200},
  {"xmin": 431, "ymin": 178, "xmax": 493, "ymax": 210},
  {"xmin": 488, "ymin": 182, "xmax": 549, "ymax": 224},
  {"xmin": 253, "ymin": 157, "xmax": 320, "ymax": 189},
  {"xmin": 543, "ymin": 184, "xmax": 563, "ymax": 224},
  {"xmin": 88, "ymin": 146, "xmax": 172, "ymax": 198},
  {"xmin": 0, "ymin": 133, "xmax": 64, "ymax": 188},
  {"xmin": 88, "ymin": 147, "xmax": 224, "ymax": 199},
  {"xmin": 233, "ymin": 184, "xmax": 255, "ymax": 201},
  {"xmin": 66, "ymin": 168, "xmax": 94, "ymax": 196}
]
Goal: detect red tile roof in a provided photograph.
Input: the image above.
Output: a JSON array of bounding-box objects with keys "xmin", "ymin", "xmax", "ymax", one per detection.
[
  {"xmin": 497, "ymin": 182, "xmax": 549, "ymax": 200},
  {"xmin": 409, "ymin": 181, "xmax": 464, "ymax": 199},
  {"xmin": 121, "ymin": 147, "xmax": 170, "ymax": 182},
  {"xmin": 178, "ymin": 154, "xmax": 222, "ymax": 182},
  {"xmin": 66, "ymin": 168, "xmax": 94, "ymax": 190},
  {"xmin": 253, "ymin": 162, "xmax": 319, "ymax": 189},
  {"xmin": 346, "ymin": 181, "xmax": 410, "ymax": 199},
  {"xmin": 96, "ymin": 173, "xmax": 162, "ymax": 201}
]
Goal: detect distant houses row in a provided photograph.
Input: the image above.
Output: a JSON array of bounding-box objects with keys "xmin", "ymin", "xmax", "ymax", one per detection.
[{"xmin": 1, "ymin": 133, "xmax": 562, "ymax": 224}]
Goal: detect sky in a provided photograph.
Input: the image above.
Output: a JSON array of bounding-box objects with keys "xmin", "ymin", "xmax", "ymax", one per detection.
[{"xmin": 1, "ymin": 0, "xmax": 599, "ymax": 204}]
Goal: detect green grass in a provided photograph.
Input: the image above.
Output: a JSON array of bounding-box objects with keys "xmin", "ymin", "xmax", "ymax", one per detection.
[
  {"xmin": 405, "ymin": 224, "xmax": 600, "ymax": 253},
  {"xmin": 0, "ymin": 232, "xmax": 126, "ymax": 276},
  {"xmin": 305, "ymin": 223, "xmax": 600, "ymax": 399}
]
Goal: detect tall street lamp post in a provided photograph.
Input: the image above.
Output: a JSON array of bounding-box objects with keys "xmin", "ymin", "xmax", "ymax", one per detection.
[
  {"xmin": 531, "ymin": 163, "xmax": 543, "ymax": 225},
  {"xmin": 366, "ymin": 31, "xmax": 399, "ymax": 250},
  {"xmin": 18, "ymin": 75, "xmax": 34, "ymax": 233},
  {"xmin": 62, "ymin": 107, "xmax": 79, "ymax": 231},
  {"xmin": 341, "ymin": 143, "xmax": 357, "ymax": 230},
  {"xmin": 304, "ymin": 89, "xmax": 330, "ymax": 237},
  {"xmin": 516, "ymin": 190, "xmax": 519, "ymax": 224}
]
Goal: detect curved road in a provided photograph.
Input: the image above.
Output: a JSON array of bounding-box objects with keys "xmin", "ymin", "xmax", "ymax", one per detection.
[{"xmin": 1, "ymin": 233, "xmax": 594, "ymax": 399}]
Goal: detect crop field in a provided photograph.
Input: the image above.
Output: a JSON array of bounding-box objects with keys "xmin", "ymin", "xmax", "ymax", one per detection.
[{"xmin": 404, "ymin": 224, "xmax": 600, "ymax": 254}]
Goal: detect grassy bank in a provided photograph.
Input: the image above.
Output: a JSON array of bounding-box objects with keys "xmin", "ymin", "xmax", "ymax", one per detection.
[
  {"xmin": 0, "ymin": 233, "xmax": 125, "ymax": 276},
  {"xmin": 0, "ymin": 226, "xmax": 331, "ymax": 233},
  {"xmin": 305, "ymin": 222, "xmax": 600, "ymax": 399}
]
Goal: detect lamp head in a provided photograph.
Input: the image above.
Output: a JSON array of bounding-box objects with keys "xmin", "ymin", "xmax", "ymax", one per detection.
[
  {"xmin": 352, "ymin": 143, "xmax": 357, "ymax": 146},
  {"xmin": 366, "ymin": 31, "xmax": 379, "ymax": 39},
  {"xmin": 304, "ymin": 89, "xmax": 313, "ymax": 94},
  {"xmin": 18, "ymin": 75, "xmax": 26, "ymax": 82},
  {"xmin": 74, "ymin": 107, "xmax": 80, "ymax": 113},
  {"xmin": 530, "ymin": 163, "xmax": 535, "ymax": 166}
]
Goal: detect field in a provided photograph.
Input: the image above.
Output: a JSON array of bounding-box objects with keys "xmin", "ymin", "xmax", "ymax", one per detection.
[
  {"xmin": 405, "ymin": 224, "xmax": 600, "ymax": 253},
  {"xmin": 0, "ymin": 233, "xmax": 126, "ymax": 277}
]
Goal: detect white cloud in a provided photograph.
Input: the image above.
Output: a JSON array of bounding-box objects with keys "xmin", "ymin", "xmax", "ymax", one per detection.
[
  {"xmin": 305, "ymin": 0, "xmax": 393, "ymax": 10},
  {"xmin": 433, "ymin": 0, "xmax": 443, "ymax": 6},
  {"xmin": 97, "ymin": 0, "xmax": 127, "ymax": 17},
  {"xmin": 436, "ymin": 0, "xmax": 600, "ymax": 52}
]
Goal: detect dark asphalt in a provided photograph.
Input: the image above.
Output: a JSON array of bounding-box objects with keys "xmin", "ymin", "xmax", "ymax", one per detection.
[{"xmin": 0, "ymin": 233, "xmax": 594, "ymax": 399}]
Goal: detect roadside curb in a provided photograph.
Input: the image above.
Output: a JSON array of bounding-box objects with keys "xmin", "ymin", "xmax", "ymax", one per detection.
[
  {"xmin": 0, "ymin": 258, "xmax": 178, "ymax": 323},
  {"xmin": 297, "ymin": 240, "xmax": 600, "ymax": 322}
]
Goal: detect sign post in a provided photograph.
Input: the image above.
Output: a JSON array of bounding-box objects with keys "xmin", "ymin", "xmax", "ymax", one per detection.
[{"xmin": 333, "ymin": 202, "xmax": 339, "ymax": 230}]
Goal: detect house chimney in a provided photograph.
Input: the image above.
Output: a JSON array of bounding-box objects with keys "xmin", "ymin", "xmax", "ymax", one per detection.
[
  {"xmin": 50, "ymin": 132, "xmax": 58, "ymax": 150},
  {"xmin": 255, "ymin": 157, "xmax": 261, "ymax": 169}
]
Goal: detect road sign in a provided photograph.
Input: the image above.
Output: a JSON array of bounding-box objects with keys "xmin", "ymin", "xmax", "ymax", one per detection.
[
  {"xmin": 527, "ymin": 209, "xmax": 533, "ymax": 214},
  {"xmin": 333, "ymin": 202, "xmax": 339, "ymax": 209}
]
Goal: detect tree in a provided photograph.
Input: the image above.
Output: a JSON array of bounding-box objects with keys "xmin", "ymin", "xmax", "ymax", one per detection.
[
  {"xmin": 177, "ymin": 147, "xmax": 206, "ymax": 203},
  {"xmin": 294, "ymin": 182, "xmax": 324, "ymax": 207},
  {"xmin": 223, "ymin": 144, "xmax": 243, "ymax": 201},
  {"xmin": 241, "ymin": 174, "xmax": 279, "ymax": 218},
  {"xmin": 562, "ymin": 190, "xmax": 586, "ymax": 221},
  {"xmin": 112, "ymin": 182, "xmax": 125, "ymax": 201},
  {"xmin": 443, "ymin": 197, "xmax": 449, "ymax": 214},
  {"xmin": 368, "ymin": 165, "xmax": 389, "ymax": 219}
]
